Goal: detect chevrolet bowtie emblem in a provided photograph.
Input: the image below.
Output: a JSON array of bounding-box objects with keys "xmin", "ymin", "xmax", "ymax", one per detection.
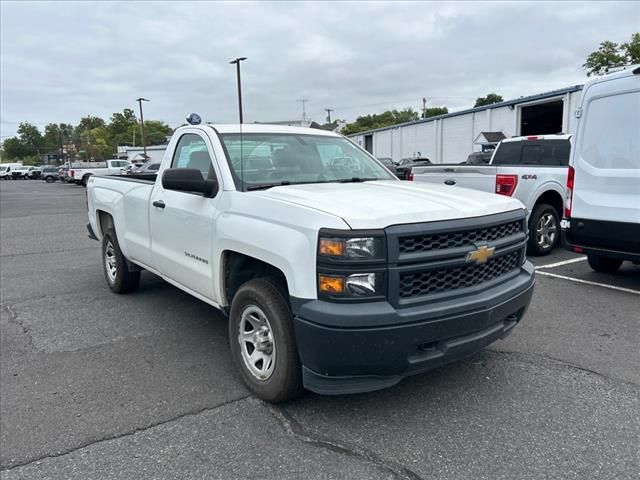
[{"xmin": 466, "ymin": 245, "xmax": 495, "ymax": 264}]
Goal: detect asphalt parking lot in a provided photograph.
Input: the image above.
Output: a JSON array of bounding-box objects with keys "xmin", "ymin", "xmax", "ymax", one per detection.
[{"xmin": 1, "ymin": 180, "xmax": 639, "ymax": 480}]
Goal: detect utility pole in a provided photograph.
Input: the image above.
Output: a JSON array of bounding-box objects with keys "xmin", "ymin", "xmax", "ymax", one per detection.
[
  {"xmin": 324, "ymin": 108, "xmax": 334, "ymax": 124},
  {"xmin": 229, "ymin": 57, "xmax": 247, "ymax": 123},
  {"xmin": 136, "ymin": 97, "xmax": 149, "ymax": 160},
  {"xmin": 58, "ymin": 129, "xmax": 64, "ymax": 165},
  {"xmin": 297, "ymin": 99, "xmax": 309, "ymax": 123},
  {"xmin": 422, "ymin": 97, "xmax": 427, "ymax": 118}
]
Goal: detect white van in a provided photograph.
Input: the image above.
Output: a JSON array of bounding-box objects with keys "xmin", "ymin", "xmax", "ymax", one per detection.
[
  {"xmin": 0, "ymin": 163, "xmax": 23, "ymax": 179},
  {"xmin": 562, "ymin": 65, "xmax": 640, "ymax": 272}
]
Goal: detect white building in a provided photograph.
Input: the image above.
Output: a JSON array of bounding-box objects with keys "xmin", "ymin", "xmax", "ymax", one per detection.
[{"xmin": 349, "ymin": 85, "xmax": 583, "ymax": 164}]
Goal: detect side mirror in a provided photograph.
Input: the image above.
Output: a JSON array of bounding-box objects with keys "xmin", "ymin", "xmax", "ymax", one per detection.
[{"xmin": 162, "ymin": 168, "xmax": 218, "ymax": 197}]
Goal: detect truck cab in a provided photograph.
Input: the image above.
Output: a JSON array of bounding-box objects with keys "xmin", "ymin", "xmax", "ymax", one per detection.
[
  {"xmin": 562, "ymin": 66, "xmax": 640, "ymax": 272},
  {"xmin": 87, "ymin": 123, "xmax": 535, "ymax": 402}
]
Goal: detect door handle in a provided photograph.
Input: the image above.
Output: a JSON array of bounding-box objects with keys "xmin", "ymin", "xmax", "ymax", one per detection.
[
  {"xmin": 444, "ymin": 179, "xmax": 456, "ymax": 185},
  {"xmin": 152, "ymin": 200, "xmax": 165, "ymax": 209}
]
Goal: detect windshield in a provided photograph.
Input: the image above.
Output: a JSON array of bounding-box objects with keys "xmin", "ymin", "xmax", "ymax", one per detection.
[{"xmin": 220, "ymin": 133, "xmax": 395, "ymax": 190}]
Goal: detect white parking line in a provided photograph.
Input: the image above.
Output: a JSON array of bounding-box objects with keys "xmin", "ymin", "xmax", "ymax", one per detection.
[
  {"xmin": 535, "ymin": 257, "xmax": 587, "ymax": 269},
  {"xmin": 535, "ymin": 270, "xmax": 640, "ymax": 295}
]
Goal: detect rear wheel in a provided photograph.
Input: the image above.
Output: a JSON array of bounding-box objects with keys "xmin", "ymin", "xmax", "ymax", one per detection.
[
  {"xmin": 101, "ymin": 228, "xmax": 140, "ymax": 293},
  {"xmin": 527, "ymin": 203, "xmax": 559, "ymax": 256},
  {"xmin": 45, "ymin": 176, "xmax": 55, "ymax": 183},
  {"xmin": 229, "ymin": 278, "xmax": 303, "ymax": 403},
  {"xmin": 587, "ymin": 255, "xmax": 623, "ymax": 273},
  {"xmin": 81, "ymin": 175, "xmax": 91, "ymax": 187}
]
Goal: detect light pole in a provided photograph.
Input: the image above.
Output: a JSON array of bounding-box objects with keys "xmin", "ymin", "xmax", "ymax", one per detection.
[
  {"xmin": 229, "ymin": 57, "xmax": 247, "ymax": 124},
  {"xmin": 136, "ymin": 97, "xmax": 150, "ymax": 160}
]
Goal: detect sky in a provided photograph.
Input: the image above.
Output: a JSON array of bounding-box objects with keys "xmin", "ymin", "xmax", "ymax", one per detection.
[{"xmin": 1, "ymin": 1, "xmax": 638, "ymax": 139}]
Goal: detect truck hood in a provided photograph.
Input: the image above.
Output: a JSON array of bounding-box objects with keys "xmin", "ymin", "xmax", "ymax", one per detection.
[{"xmin": 251, "ymin": 180, "xmax": 524, "ymax": 229}]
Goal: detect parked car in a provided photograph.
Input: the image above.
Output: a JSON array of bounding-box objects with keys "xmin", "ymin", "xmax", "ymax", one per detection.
[
  {"xmin": 10, "ymin": 165, "xmax": 30, "ymax": 179},
  {"xmin": 464, "ymin": 151, "xmax": 493, "ymax": 164},
  {"xmin": 87, "ymin": 122, "xmax": 534, "ymax": 402},
  {"xmin": 41, "ymin": 166, "xmax": 60, "ymax": 183},
  {"xmin": 121, "ymin": 164, "xmax": 135, "ymax": 175},
  {"xmin": 376, "ymin": 157, "xmax": 398, "ymax": 176},
  {"xmin": 411, "ymin": 134, "xmax": 571, "ymax": 256},
  {"xmin": 27, "ymin": 166, "xmax": 42, "ymax": 179},
  {"xmin": 58, "ymin": 166, "xmax": 71, "ymax": 183},
  {"xmin": 562, "ymin": 65, "xmax": 640, "ymax": 272},
  {"xmin": 395, "ymin": 157, "xmax": 431, "ymax": 180},
  {"xmin": 69, "ymin": 159, "xmax": 130, "ymax": 186},
  {"xmin": 0, "ymin": 163, "xmax": 22, "ymax": 179},
  {"xmin": 131, "ymin": 162, "xmax": 161, "ymax": 176}
]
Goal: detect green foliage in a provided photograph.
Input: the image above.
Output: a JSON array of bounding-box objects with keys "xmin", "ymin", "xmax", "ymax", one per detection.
[
  {"xmin": 43, "ymin": 123, "xmax": 74, "ymax": 154},
  {"xmin": 621, "ymin": 32, "xmax": 640, "ymax": 64},
  {"xmin": 80, "ymin": 127, "xmax": 112, "ymax": 161},
  {"xmin": 422, "ymin": 106, "xmax": 449, "ymax": 118},
  {"xmin": 108, "ymin": 108, "xmax": 138, "ymax": 147},
  {"xmin": 143, "ymin": 120, "xmax": 172, "ymax": 145},
  {"xmin": 341, "ymin": 108, "xmax": 420, "ymax": 135},
  {"xmin": 583, "ymin": 33, "xmax": 639, "ymax": 76},
  {"xmin": 2, "ymin": 137, "xmax": 27, "ymax": 160},
  {"xmin": 474, "ymin": 93, "xmax": 504, "ymax": 108}
]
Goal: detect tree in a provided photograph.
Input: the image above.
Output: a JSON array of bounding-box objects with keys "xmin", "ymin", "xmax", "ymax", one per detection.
[
  {"xmin": 17, "ymin": 122, "xmax": 44, "ymax": 156},
  {"xmin": 142, "ymin": 120, "xmax": 172, "ymax": 145},
  {"xmin": 621, "ymin": 32, "xmax": 640, "ymax": 64},
  {"xmin": 422, "ymin": 106, "xmax": 449, "ymax": 118},
  {"xmin": 474, "ymin": 93, "xmax": 504, "ymax": 108},
  {"xmin": 2, "ymin": 137, "xmax": 27, "ymax": 160},
  {"xmin": 583, "ymin": 40, "xmax": 627, "ymax": 76},
  {"xmin": 342, "ymin": 108, "xmax": 420, "ymax": 135},
  {"xmin": 76, "ymin": 115, "xmax": 106, "ymax": 133},
  {"xmin": 107, "ymin": 108, "xmax": 138, "ymax": 148},
  {"xmin": 80, "ymin": 127, "xmax": 112, "ymax": 160}
]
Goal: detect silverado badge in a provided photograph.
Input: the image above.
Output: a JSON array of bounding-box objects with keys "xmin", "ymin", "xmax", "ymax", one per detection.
[{"xmin": 466, "ymin": 245, "xmax": 495, "ymax": 264}]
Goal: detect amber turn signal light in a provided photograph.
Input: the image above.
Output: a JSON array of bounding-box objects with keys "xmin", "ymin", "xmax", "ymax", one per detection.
[
  {"xmin": 319, "ymin": 238, "xmax": 345, "ymax": 256},
  {"xmin": 318, "ymin": 274, "xmax": 345, "ymax": 294}
]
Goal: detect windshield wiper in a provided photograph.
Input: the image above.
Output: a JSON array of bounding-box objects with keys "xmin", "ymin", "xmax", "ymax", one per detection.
[
  {"xmin": 336, "ymin": 177, "xmax": 379, "ymax": 183},
  {"xmin": 246, "ymin": 181, "xmax": 292, "ymax": 191}
]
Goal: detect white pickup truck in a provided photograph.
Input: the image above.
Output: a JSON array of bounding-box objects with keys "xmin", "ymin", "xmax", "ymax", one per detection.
[
  {"xmin": 411, "ymin": 134, "xmax": 571, "ymax": 256},
  {"xmin": 70, "ymin": 159, "xmax": 130, "ymax": 186},
  {"xmin": 87, "ymin": 122, "xmax": 535, "ymax": 402}
]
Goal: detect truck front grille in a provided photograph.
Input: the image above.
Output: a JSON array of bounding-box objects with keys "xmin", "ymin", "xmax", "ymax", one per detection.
[
  {"xmin": 386, "ymin": 211, "xmax": 527, "ymax": 306},
  {"xmin": 399, "ymin": 220, "xmax": 522, "ymax": 254},
  {"xmin": 398, "ymin": 251, "xmax": 520, "ymax": 298}
]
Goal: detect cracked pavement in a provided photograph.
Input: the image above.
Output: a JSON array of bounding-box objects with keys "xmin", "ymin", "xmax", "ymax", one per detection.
[{"xmin": 1, "ymin": 181, "xmax": 639, "ymax": 479}]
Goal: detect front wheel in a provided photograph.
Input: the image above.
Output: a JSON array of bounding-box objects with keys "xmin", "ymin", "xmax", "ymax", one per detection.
[
  {"xmin": 587, "ymin": 255, "xmax": 623, "ymax": 273},
  {"xmin": 101, "ymin": 229, "xmax": 140, "ymax": 293},
  {"xmin": 527, "ymin": 203, "xmax": 559, "ymax": 256},
  {"xmin": 81, "ymin": 175, "xmax": 91, "ymax": 187},
  {"xmin": 229, "ymin": 278, "xmax": 303, "ymax": 403},
  {"xmin": 45, "ymin": 176, "xmax": 55, "ymax": 183}
]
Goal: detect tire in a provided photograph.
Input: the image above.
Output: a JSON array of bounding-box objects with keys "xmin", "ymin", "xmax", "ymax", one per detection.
[
  {"xmin": 101, "ymin": 228, "xmax": 140, "ymax": 293},
  {"xmin": 81, "ymin": 175, "xmax": 91, "ymax": 187},
  {"xmin": 45, "ymin": 176, "xmax": 55, "ymax": 183},
  {"xmin": 527, "ymin": 203, "xmax": 559, "ymax": 256},
  {"xmin": 587, "ymin": 255, "xmax": 623, "ymax": 273},
  {"xmin": 229, "ymin": 278, "xmax": 303, "ymax": 403}
]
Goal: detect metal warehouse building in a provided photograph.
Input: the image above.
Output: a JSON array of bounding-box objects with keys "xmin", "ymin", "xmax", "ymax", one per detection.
[{"xmin": 349, "ymin": 85, "xmax": 583, "ymax": 164}]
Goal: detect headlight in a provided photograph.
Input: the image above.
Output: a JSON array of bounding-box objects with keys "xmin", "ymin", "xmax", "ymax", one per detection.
[
  {"xmin": 318, "ymin": 272, "xmax": 382, "ymax": 297},
  {"xmin": 318, "ymin": 232, "xmax": 385, "ymax": 261}
]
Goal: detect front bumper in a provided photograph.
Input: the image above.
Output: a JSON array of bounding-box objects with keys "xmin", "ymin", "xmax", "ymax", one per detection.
[{"xmin": 293, "ymin": 262, "xmax": 534, "ymax": 395}]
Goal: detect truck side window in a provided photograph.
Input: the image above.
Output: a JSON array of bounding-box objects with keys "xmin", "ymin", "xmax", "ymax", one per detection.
[
  {"xmin": 492, "ymin": 142, "xmax": 522, "ymax": 165},
  {"xmin": 171, "ymin": 134, "xmax": 215, "ymax": 180}
]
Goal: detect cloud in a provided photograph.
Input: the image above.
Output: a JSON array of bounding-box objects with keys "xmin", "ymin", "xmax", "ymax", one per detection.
[{"xmin": 1, "ymin": 1, "xmax": 638, "ymax": 138}]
